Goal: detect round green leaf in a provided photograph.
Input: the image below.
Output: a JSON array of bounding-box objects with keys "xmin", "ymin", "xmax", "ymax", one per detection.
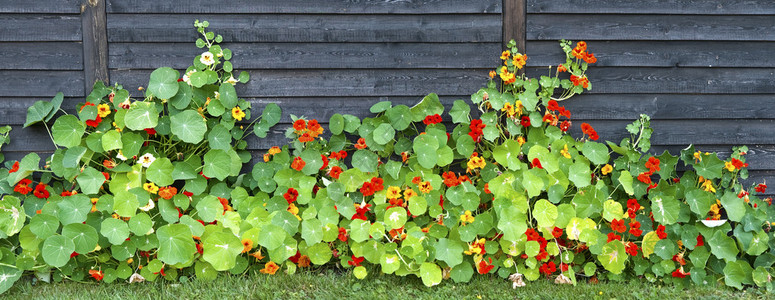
[
  {"xmin": 203, "ymin": 149, "xmax": 231, "ymax": 180},
  {"xmin": 386, "ymin": 105, "xmax": 412, "ymax": 130},
  {"xmin": 129, "ymin": 213, "xmax": 154, "ymax": 236},
  {"xmin": 100, "ymin": 218, "xmax": 130, "ymax": 245},
  {"xmin": 351, "ymin": 150, "xmax": 378, "ymax": 173},
  {"xmin": 257, "ymin": 224, "xmax": 287, "ymax": 251},
  {"xmin": 146, "ymin": 158, "xmax": 174, "ymax": 186},
  {"xmin": 306, "ymin": 242, "xmax": 332, "ymax": 265},
  {"xmin": 29, "ymin": 213, "xmax": 59, "ymax": 239},
  {"xmin": 124, "ymin": 102, "xmax": 159, "ymax": 131},
  {"xmin": 218, "ymin": 83, "xmax": 237, "ymax": 109},
  {"xmin": 156, "ymin": 224, "xmax": 196, "ymax": 265},
  {"xmin": 52, "ymin": 115, "xmax": 85, "ymax": 148},
  {"xmin": 420, "ymin": 262, "xmax": 442, "ymax": 287},
  {"xmin": 62, "ymin": 223, "xmax": 98, "ymax": 254},
  {"xmin": 329, "ymin": 114, "xmax": 344, "ymax": 135},
  {"xmin": 581, "ymin": 142, "xmax": 610, "ymax": 165},
  {"xmin": 147, "ymin": 67, "xmax": 180, "ymax": 99},
  {"xmin": 41, "ymin": 235, "xmax": 75, "ymax": 268},
  {"xmin": 384, "ymin": 207, "xmax": 407, "ymax": 230},
  {"xmin": 372, "ymin": 123, "xmax": 395, "ymax": 145},
  {"xmin": 195, "ymin": 196, "xmax": 222, "ymax": 223},
  {"xmin": 598, "ymin": 240, "xmax": 627, "ymax": 274},
  {"xmin": 301, "ymin": 219, "xmax": 324, "ymax": 245},
  {"xmin": 533, "ymin": 199, "xmax": 558, "ymax": 228},
  {"xmin": 57, "ymin": 194, "xmax": 91, "ymax": 225},
  {"xmin": 170, "ymin": 110, "xmax": 207, "ymax": 144},
  {"xmin": 202, "ymin": 229, "xmax": 242, "ymax": 271},
  {"xmin": 207, "ymin": 124, "xmax": 232, "ymax": 150},
  {"xmin": 434, "ymin": 238, "xmax": 464, "ymax": 268}
]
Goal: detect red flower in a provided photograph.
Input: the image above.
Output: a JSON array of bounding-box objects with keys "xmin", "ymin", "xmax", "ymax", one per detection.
[
  {"xmin": 13, "ymin": 178, "xmax": 33, "ymax": 195},
  {"xmin": 580, "ymin": 122, "xmax": 598, "ymax": 140},
  {"xmin": 539, "ymin": 261, "xmax": 556, "ymax": 275},
  {"xmin": 637, "ymin": 171, "xmax": 653, "ymax": 184},
  {"xmin": 655, "ymin": 225, "xmax": 667, "ymax": 239},
  {"xmin": 731, "ymin": 158, "xmax": 747, "ymax": 169},
  {"xmin": 696, "ymin": 234, "xmax": 705, "ymax": 247},
  {"xmin": 671, "ymin": 268, "xmax": 690, "ymax": 278},
  {"xmin": 183, "ymin": 191, "xmax": 193, "ymax": 197},
  {"xmin": 338, "ymin": 227, "xmax": 348, "ymax": 242},
  {"xmin": 70, "ymin": 252, "xmax": 80, "ymax": 258},
  {"xmin": 627, "ymin": 199, "xmax": 640, "ymax": 211},
  {"xmin": 293, "ymin": 119, "xmax": 306, "ymax": 131},
  {"xmin": 348, "ymin": 255, "xmax": 365, "ymax": 267},
  {"xmin": 610, "ymin": 219, "xmax": 626, "ymax": 233},
  {"xmin": 196, "ymin": 243, "xmax": 204, "ymax": 255},
  {"xmin": 477, "ymin": 257, "xmax": 495, "ymax": 274},
  {"xmin": 423, "ymin": 114, "xmax": 442, "ymax": 125},
  {"xmin": 755, "ymin": 183, "xmax": 767, "ymax": 194},
  {"xmin": 625, "ymin": 242, "xmax": 639, "ymax": 256},
  {"xmin": 606, "ymin": 232, "xmax": 621, "ymax": 243},
  {"xmin": 144, "ymin": 128, "xmax": 157, "ymax": 135},
  {"xmin": 468, "ymin": 119, "xmax": 486, "ymax": 143},
  {"xmin": 8, "ymin": 161, "xmax": 19, "ymax": 173},
  {"xmin": 525, "ymin": 228, "xmax": 540, "ymax": 241},
  {"xmin": 547, "ymin": 100, "xmax": 560, "ymax": 111},
  {"xmin": 320, "ymin": 154, "xmax": 329, "ymax": 170},
  {"xmin": 551, "ymin": 227, "xmax": 563, "ymax": 238},
  {"xmin": 628, "ymin": 221, "xmax": 642, "ymax": 237},
  {"xmin": 351, "ymin": 202, "xmax": 372, "ymax": 220},
  {"xmin": 33, "ymin": 183, "xmax": 50, "ymax": 199},
  {"xmin": 520, "ymin": 116, "xmax": 531, "ymax": 127},
  {"xmin": 291, "ymin": 157, "xmax": 306, "ymax": 171},
  {"xmin": 557, "ymin": 64, "xmax": 567, "ymax": 72},
  {"xmin": 88, "ymin": 269, "xmax": 104, "ymax": 281},
  {"xmin": 289, "ymin": 251, "xmax": 302, "ymax": 264},
  {"xmin": 85, "ymin": 115, "xmax": 102, "ymax": 127},
  {"xmin": 531, "ymin": 158, "xmax": 543, "ymax": 169},
  {"xmin": 354, "ymin": 138, "xmax": 368, "ymax": 150},
  {"xmin": 442, "ymin": 171, "xmax": 460, "ymax": 187},
  {"xmin": 329, "ymin": 166, "xmax": 343, "ymax": 179},
  {"xmin": 645, "ymin": 157, "xmax": 661, "ymax": 172},
  {"xmin": 672, "ymin": 254, "xmax": 686, "ymax": 266},
  {"xmin": 559, "ymin": 120, "xmax": 571, "ymax": 132},
  {"xmin": 284, "ymin": 188, "xmax": 299, "ymax": 204}
]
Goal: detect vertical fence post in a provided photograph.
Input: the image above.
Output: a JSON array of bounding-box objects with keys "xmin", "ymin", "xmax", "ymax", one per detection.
[
  {"xmin": 503, "ymin": 0, "xmax": 526, "ymax": 73},
  {"xmin": 81, "ymin": 0, "xmax": 109, "ymax": 93}
]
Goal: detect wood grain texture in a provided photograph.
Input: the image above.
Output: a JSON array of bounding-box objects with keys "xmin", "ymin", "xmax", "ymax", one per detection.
[
  {"xmin": 503, "ymin": 0, "xmax": 526, "ymax": 54},
  {"xmin": 106, "ymin": 0, "xmax": 502, "ymax": 14},
  {"xmin": 110, "ymin": 69, "xmax": 489, "ymax": 97},
  {"xmin": 527, "ymin": 14, "xmax": 775, "ymax": 41},
  {"xmin": 526, "ymin": 67, "xmax": 775, "ymax": 94},
  {"xmin": 567, "ymin": 119, "xmax": 775, "ymax": 146},
  {"xmin": 0, "ymin": 97, "xmax": 80, "ymax": 125},
  {"xmin": 108, "ymin": 42, "xmax": 502, "ymax": 69},
  {"xmin": 653, "ymin": 145, "xmax": 775, "ymax": 171},
  {"xmin": 107, "ymin": 14, "xmax": 501, "ymax": 43},
  {"xmin": 0, "ymin": 42, "xmax": 83, "ymax": 70},
  {"xmin": 0, "ymin": 71, "xmax": 84, "ymax": 97},
  {"xmin": 0, "ymin": 14, "xmax": 82, "ymax": 41},
  {"xmin": 82, "ymin": 0, "xmax": 110, "ymax": 93},
  {"xmin": 561, "ymin": 94, "xmax": 775, "ymax": 120},
  {"xmin": 527, "ymin": 0, "xmax": 775, "ymax": 15},
  {"xmin": 0, "ymin": 0, "xmax": 81, "ymax": 13},
  {"xmin": 526, "ymin": 41, "xmax": 775, "ymax": 68}
]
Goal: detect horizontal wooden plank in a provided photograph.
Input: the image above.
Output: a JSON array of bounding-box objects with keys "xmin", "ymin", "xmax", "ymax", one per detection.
[
  {"xmin": 527, "ymin": 14, "xmax": 775, "ymax": 41},
  {"xmin": 526, "ymin": 41, "xmax": 775, "ymax": 68},
  {"xmin": 0, "ymin": 71, "xmax": 84, "ymax": 97},
  {"xmin": 568, "ymin": 119, "xmax": 775, "ymax": 146},
  {"xmin": 526, "ymin": 67, "xmax": 775, "ymax": 94},
  {"xmin": 652, "ymin": 145, "xmax": 775, "ymax": 171},
  {"xmin": 109, "ymin": 42, "xmax": 502, "ymax": 69},
  {"xmin": 107, "ymin": 0, "xmax": 502, "ymax": 14},
  {"xmin": 527, "ymin": 0, "xmax": 775, "ymax": 15},
  {"xmin": 0, "ymin": 14, "xmax": 82, "ymax": 41},
  {"xmin": 110, "ymin": 69, "xmax": 489, "ymax": 97},
  {"xmin": 0, "ymin": 42, "xmax": 83, "ymax": 70},
  {"xmin": 0, "ymin": 0, "xmax": 81, "ymax": 13},
  {"xmin": 0, "ymin": 97, "xmax": 80, "ymax": 125},
  {"xmin": 561, "ymin": 94, "xmax": 775, "ymax": 120},
  {"xmin": 107, "ymin": 14, "xmax": 501, "ymax": 43}
]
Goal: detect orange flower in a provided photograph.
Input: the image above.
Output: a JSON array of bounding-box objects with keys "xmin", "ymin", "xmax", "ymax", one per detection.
[
  {"xmin": 307, "ymin": 119, "xmax": 324, "ymax": 136},
  {"xmin": 488, "ymin": 70, "xmax": 496, "ymax": 78},
  {"xmin": 299, "ymin": 132, "xmax": 314, "ymax": 143},
  {"xmin": 14, "ymin": 178, "xmax": 33, "ymax": 195},
  {"xmin": 418, "ymin": 181, "xmax": 432, "ymax": 194},
  {"xmin": 401, "ymin": 152, "xmax": 409, "ymax": 163},
  {"xmin": 329, "ymin": 166, "xmax": 343, "ymax": 179},
  {"xmin": 260, "ymin": 261, "xmax": 280, "ymax": 275},
  {"xmin": 293, "ymin": 119, "xmax": 306, "ymax": 131},
  {"xmin": 88, "ymin": 269, "xmax": 104, "ymax": 281},
  {"xmin": 268, "ymin": 146, "xmax": 282, "ymax": 155},
  {"xmin": 250, "ymin": 250, "xmax": 265, "ymax": 261},
  {"xmin": 158, "ymin": 186, "xmax": 177, "ymax": 200},
  {"xmin": 241, "ymin": 238, "xmax": 253, "ymax": 253},
  {"xmin": 8, "ymin": 161, "xmax": 19, "ymax": 173},
  {"xmin": 298, "ymin": 255, "xmax": 311, "ymax": 267},
  {"xmin": 291, "ymin": 157, "xmax": 306, "ymax": 171},
  {"xmin": 102, "ymin": 159, "xmax": 116, "ymax": 169},
  {"xmin": 354, "ymin": 138, "xmax": 367, "ymax": 150},
  {"xmin": 557, "ymin": 64, "xmax": 567, "ymax": 72}
]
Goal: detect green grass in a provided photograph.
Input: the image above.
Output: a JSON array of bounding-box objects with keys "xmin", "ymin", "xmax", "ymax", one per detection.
[{"xmin": 5, "ymin": 268, "xmax": 769, "ymax": 300}]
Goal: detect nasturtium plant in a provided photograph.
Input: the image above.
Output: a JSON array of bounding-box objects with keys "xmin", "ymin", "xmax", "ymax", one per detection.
[{"xmin": 0, "ymin": 21, "xmax": 770, "ymax": 294}]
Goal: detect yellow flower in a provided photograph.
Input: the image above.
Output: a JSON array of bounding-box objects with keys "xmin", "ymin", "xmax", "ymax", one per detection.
[
  {"xmin": 499, "ymin": 71, "xmax": 515, "ymax": 83},
  {"xmin": 232, "ymin": 106, "xmax": 246, "ymax": 121},
  {"xmin": 701, "ymin": 180, "xmax": 716, "ymax": 193},
  {"xmin": 263, "ymin": 153, "xmax": 271, "ymax": 162},
  {"xmin": 467, "ymin": 156, "xmax": 486, "ymax": 172},
  {"xmin": 517, "ymin": 136, "xmax": 526, "ymax": 146},
  {"xmin": 724, "ymin": 161, "xmax": 735, "ymax": 172},
  {"xmin": 501, "ymin": 102, "xmax": 516, "ymax": 117},
  {"xmin": 418, "ymin": 181, "xmax": 433, "ymax": 194},
  {"xmin": 601, "ymin": 164, "xmax": 613, "ymax": 175},
  {"xmin": 241, "ymin": 238, "xmax": 254, "ymax": 253},
  {"xmin": 143, "ymin": 182, "xmax": 159, "ymax": 194},
  {"xmin": 386, "ymin": 186, "xmax": 402, "ymax": 199},
  {"xmin": 97, "ymin": 103, "xmax": 111, "ymax": 118},
  {"xmin": 560, "ymin": 144, "xmax": 571, "ymax": 159},
  {"xmin": 500, "ymin": 50, "xmax": 511, "ymax": 60},
  {"xmin": 403, "ymin": 188, "xmax": 417, "ymax": 200},
  {"xmin": 259, "ymin": 261, "xmax": 279, "ymax": 275},
  {"xmin": 693, "ymin": 151, "xmax": 702, "ymax": 162},
  {"xmin": 288, "ymin": 203, "xmax": 301, "ymax": 220},
  {"xmin": 460, "ymin": 210, "xmax": 475, "ymax": 225},
  {"xmin": 268, "ymin": 146, "xmax": 282, "ymax": 155}
]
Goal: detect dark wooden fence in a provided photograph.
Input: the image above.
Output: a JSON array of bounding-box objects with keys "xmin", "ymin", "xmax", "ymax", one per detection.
[{"xmin": 1, "ymin": 0, "xmax": 773, "ymax": 195}]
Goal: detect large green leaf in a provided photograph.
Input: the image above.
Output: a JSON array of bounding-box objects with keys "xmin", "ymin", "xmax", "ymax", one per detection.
[
  {"xmin": 100, "ymin": 218, "xmax": 130, "ymax": 245},
  {"xmin": 372, "ymin": 123, "xmax": 395, "ymax": 145},
  {"xmin": 307, "ymin": 242, "xmax": 332, "ymax": 265},
  {"xmin": 29, "ymin": 213, "xmax": 59, "ymax": 239},
  {"xmin": 448, "ymin": 100, "xmax": 470, "ymax": 124},
  {"xmin": 76, "ymin": 166, "xmax": 105, "ymax": 195},
  {"xmin": 0, "ymin": 265, "xmax": 22, "ymax": 294},
  {"xmin": 24, "ymin": 99, "xmax": 53, "ymax": 127},
  {"xmin": 709, "ymin": 230, "xmax": 739, "ymax": 262},
  {"xmin": 124, "ymin": 102, "xmax": 159, "ymax": 131},
  {"xmin": 568, "ymin": 162, "xmax": 591, "ymax": 188},
  {"xmin": 420, "ymin": 262, "xmax": 442, "ymax": 287},
  {"xmin": 257, "ymin": 224, "xmax": 287, "ymax": 251},
  {"xmin": 685, "ymin": 188, "xmax": 714, "ymax": 216},
  {"xmin": 413, "ymin": 134, "xmax": 439, "ymax": 169},
  {"xmin": 57, "ymin": 194, "xmax": 91, "ymax": 225},
  {"xmin": 720, "ymin": 191, "xmax": 746, "ymax": 222},
  {"xmin": 533, "ymin": 199, "xmax": 558, "ymax": 228},
  {"xmin": 724, "ymin": 260, "xmax": 753, "ymax": 290},
  {"xmin": 384, "ymin": 207, "xmax": 407, "ymax": 230},
  {"xmin": 156, "ymin": 224, "xmax": 196, "ymax": 265},
  {"xmin": 498, "ymin": 205, "xmax": 527, "ymax": 242},
  {"xmin": 146, "ymin": 158, "xmax": 175, "ymax": 186},
  {"xmin": 202, "ymin": 228, "xmax": 242, "ymax": 271},
  {"xmin": 351, "ymin": 150, "xmax": 378, "ymax": 173},
  {"xmin": 207, "ymin": 124, "xmax": 231, "ymax": 150},
  {"xmin": 218, "ymin": 83, "xmax": 237, "ymax": 109},
  {"xmin": 170, "ymin": 110, "xmax": 207, "ymax": 144},
  {"xmin": 410, "ymin": 93, "xmax": 444, "ymax": 122},
  {"xmin": 62, "ymin": 223, "xmax": 99, "ymax": 254},
  {"xmin": 434, "ymin": 238, "xmax": 464, "ymax": 268},
  {"xmin": 581, "ymin": 142, "xmax": 610, "ymax": 165},
  {"xmin": 147, "ymin": 67, "xmax": 180, "ymax": 99},
  {"xmin": 52, "ymin": 115, "xmax": 85, "ymax": 148},
  {"xmin": 203, "ymin": 149, "xmax": 231, "ymax": 180},
  {"xmin": 649, "ymin": 194, "xmax": 680, "ymax": 225},
  {"xmin": 0, "ymin": 196, "xmax": 24, "ymax": 237},
  {"xmin": 101, "ymin": 130, "xmax": 123, "ymax": 151},
  {"xmin": 598, "ymin": 240, "xmax": 627, "ymax": 274},
  {"xmin": 41, "ymin": 235, "xmax": 74, "ymax": 268}
]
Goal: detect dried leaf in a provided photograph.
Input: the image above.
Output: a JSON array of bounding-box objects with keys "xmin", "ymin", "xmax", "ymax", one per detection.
[
  {"xmin": 508, "ymin": 273, "xmax": 526, "ymax": 288},
  {"xmin": 128, "ymin": 273, "xmax": 145, "ymax": 283},
  {"xmin": 554, "ymin": 274, "xmax": 572, "ymax": 285}
]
